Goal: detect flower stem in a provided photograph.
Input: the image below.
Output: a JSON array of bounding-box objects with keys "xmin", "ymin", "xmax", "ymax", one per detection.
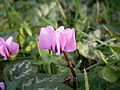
[
  {"xmin": 61, "ymin": 77, "xmax": 75, "ymax": 83},
  {"xmin": 63, "ymin": 51, "xmax": 77, "ymax": 77}
]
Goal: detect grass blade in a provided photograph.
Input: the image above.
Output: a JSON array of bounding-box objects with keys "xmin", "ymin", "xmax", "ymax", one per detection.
[{"xmin": 84, "ymin": 68, "xmax": 89, "ymax": 90}]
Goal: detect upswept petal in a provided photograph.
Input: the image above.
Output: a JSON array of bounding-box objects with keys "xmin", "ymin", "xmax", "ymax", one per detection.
[
  {"xmin": 0, "ymin": 82, "xmax": 5, "ymax": 90},
  {"xmin": 56, "ymin": 26, "xmax": 64, "ymax": 32},
  {"xmin": 38, "ymin": 26, "xmax": 56, "ymax": 51},
  {"xmin": 63, "ymin": 29, "xmax": 76, "ymax": 52},
  {"xmin": 0, "ymin": 38, "xmax": 5, "ymax": 46},
  {"xmin": 7, "ymin": 42, "xmax": 19, "ymax": 55},
  {"xmin": 0, "ymin": 45, "xmax": 9, "ymax": 60},
  {"xmin": 59, "ymin": 32, "xmax": 66, "ymax": 52},
  {"xmin": 5, "ymin": 37, "xmax": 13, "ymax": 46},
  {"xmin": 55, "ymin": 31, "xmax": 61, "ymax": 55},
  {"xmin": 0, "ymin": 37, "xmax": 9, "ymax": 60},
  {"xmin": 55, "ymin": 26, "xmax": 66, "ymax": 55},
  {"xmin": 6, "ymin": 37, "xmax": 19, "ymax": 55}
]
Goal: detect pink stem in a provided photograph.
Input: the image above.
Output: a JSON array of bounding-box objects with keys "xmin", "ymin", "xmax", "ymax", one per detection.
[
  {"xmin": 62, "ymin": 77, "xmax": 76, "ymax": 82},
  {"xmin": 63, "ymin": 51, "xmax": 77, "ymax": 77}
]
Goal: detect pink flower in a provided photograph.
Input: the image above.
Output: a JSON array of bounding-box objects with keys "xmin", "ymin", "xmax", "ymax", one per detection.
[
  {"xmin": 0, "ymin": 37, "xmax": 19, "ymax": 60},
  {"xmin": 38, "ymin": 26, "xmax": 76, "ymax": 55},
  {"xmin": 0, "ymin": 82, "xmax": 5, "ymax": 90}
]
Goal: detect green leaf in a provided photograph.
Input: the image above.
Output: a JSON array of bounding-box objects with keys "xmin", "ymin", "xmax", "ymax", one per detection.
[
  {"xmin": 25, "ymin": 82, "xmax": 73, "ymax": 90},
  {"xmin": 4, "ymin": 73, "xmax": 69, "ymax": 90},
  {"xmin": 101, "ymin": 67, "xmax": 118, "ymax": 82},
  {"xmin": 112, "ymin": 46, "xmax": 120, "ymax": 54},
  {"xmin": 3, "ymin": 59, "xmax": 70, "ymax": 90},
  {"xmin": 22, "ymin": 22, "xmax": 32, "ymax": 37},
  {"xmin": 4, "ymin": 60, "xmax": 38, "ymax": 81},
  {"xmin": 12, "ymin": 73, "xmax": 69, "ymax": 89},
  {"xmin": 77, "ymin": 41, "xmax": 96, "ymax": 59}
]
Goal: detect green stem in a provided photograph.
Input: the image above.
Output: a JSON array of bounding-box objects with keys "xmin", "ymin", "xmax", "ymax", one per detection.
[{"xmin": 47, "ymin": 63, "xmax": 51, "ymax": 74}]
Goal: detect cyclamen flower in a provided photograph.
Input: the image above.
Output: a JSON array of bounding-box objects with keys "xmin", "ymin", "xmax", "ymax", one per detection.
[
  {"xmin": 0, "ymin": 37, "xmax": 19, "ymax": 60},
  {"xmin": 0, "ymin": 82, "xmax": 5, "ymax": 90},
  {"xmin": 38, "ymin": 26, "xmax": 76, "ymax": 55}
]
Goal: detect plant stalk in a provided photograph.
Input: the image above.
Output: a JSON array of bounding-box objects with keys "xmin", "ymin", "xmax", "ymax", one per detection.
[{"xmin": 63, "ymin": 51, "xmax": 77, "ymax": 77}]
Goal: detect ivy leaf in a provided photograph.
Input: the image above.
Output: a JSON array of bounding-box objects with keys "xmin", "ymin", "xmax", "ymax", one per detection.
[
  {"xmin": 25, "ymin": 82, "xmax": 73, "ymax": 90},
  {"xmin": 4, "ymin": 60, "xmax": 38, "ymax": 82}
]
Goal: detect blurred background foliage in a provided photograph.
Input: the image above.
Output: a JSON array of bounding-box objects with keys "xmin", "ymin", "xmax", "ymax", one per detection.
[{"xmin": 0, "ymin": 0, "xmax": 120, "ymax": 90}]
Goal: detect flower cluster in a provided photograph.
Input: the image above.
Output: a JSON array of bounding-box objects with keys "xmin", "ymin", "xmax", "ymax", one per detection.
[
  {"xmin": 0, "ymin": 26, "xmax": 76, "ymax": 59},
  {"xmin": 0, "ymin": 37, "xmax": 19, "ymax": 60},
  {"xmin": 38, "ymin": 26, "xmax": 76, "ymax": 55}
]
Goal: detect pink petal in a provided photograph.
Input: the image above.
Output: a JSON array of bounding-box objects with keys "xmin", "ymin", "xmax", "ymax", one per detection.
[
  {"xmin": 0, "ymin": 37, "xmax": 5, "ymax": 46},
  {"xmin": 5, "ymin": 37, "xmax": 13, "ymax": 46},
  {"xmin": 55, "ymin": 26, "xmax": 66, "ymax": 55},
  {"xmin": 64, "ymin": 29, "xmax": 76, "ymax": 52},
  {"xmin": 56, "ymin": 26, "xmax": 66, "ymax": 54},
  {"xmin": 6, "ymin": 37, "xmax": 19, "ymax": 55},
  {"xmin": 0, "ymin": 37, "xmax": 9, "ymax": 60},
  {"xmin": 59, "ymin": 33, "xmax": 66, "ymax": 52},
  {"xmin": 38, "ymin": 26, "xmax": 56, "ymax": 51},
  {"xmin": 55, "ymin": 31, "xmax": 61, "ymax": 55},
  {"xmin": 0, "ymin": 82, "xmax": 5, "ymax": 90},
  {"xmin": 56, "ymin": 26, "xmax": 64, "ymax": 32},
  {"xmin": 7, "ymin": 43, "xmax": 19, "ymax": 55},
  {"xmin": 0, "ymin": 45, "xmax": 9, "ymax": 60}
]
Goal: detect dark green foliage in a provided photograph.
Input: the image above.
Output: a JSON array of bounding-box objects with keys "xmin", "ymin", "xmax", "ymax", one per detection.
[{"xmin": 3, "ymin": 60, "xmax": 72, "ymax": 90}]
